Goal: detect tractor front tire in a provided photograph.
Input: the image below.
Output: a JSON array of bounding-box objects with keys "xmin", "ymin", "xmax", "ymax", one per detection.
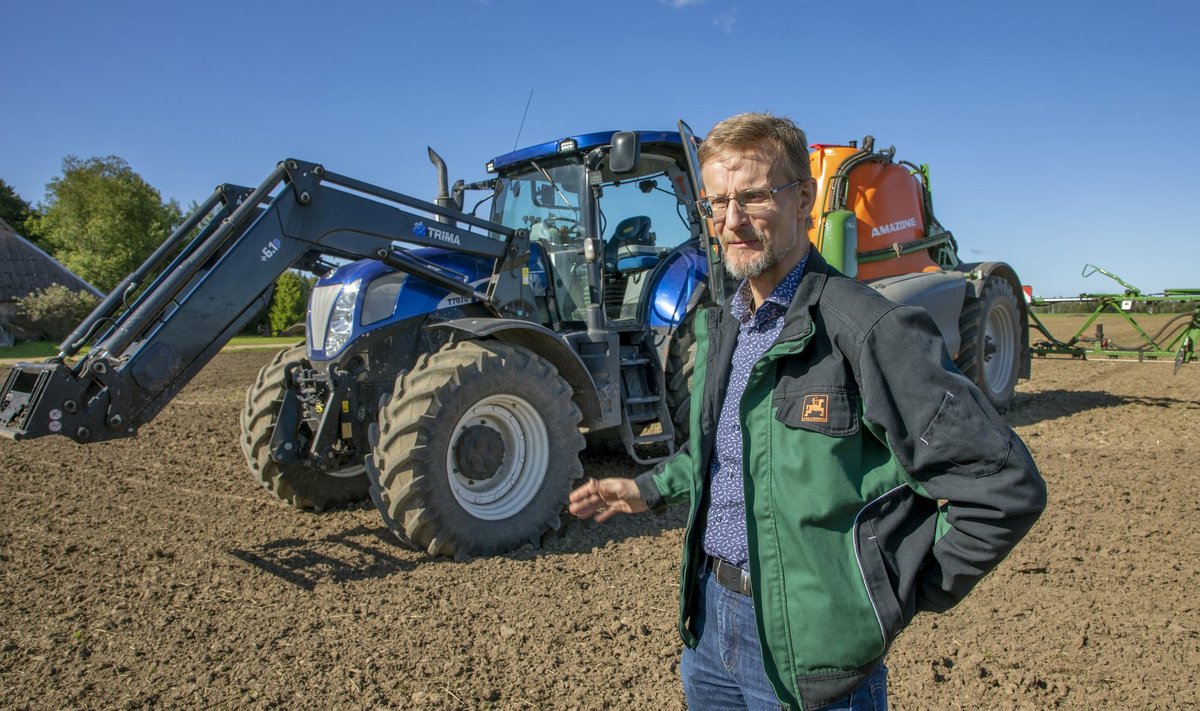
[
  {"xmin": 956, "ymin": 276, "xmax": 1021, "ymax": 411},
  {"xmin": 240, "ymin": 344, "xmax": 370, "ymax": 509},
  {"xmin": 369, "ymin": 341, "xmax": 584, "ymax": 558}
]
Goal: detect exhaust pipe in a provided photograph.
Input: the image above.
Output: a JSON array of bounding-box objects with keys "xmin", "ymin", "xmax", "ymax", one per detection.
[{"xmin": 427, "ymin": 147, "xmax": 459, "ymax": 225}]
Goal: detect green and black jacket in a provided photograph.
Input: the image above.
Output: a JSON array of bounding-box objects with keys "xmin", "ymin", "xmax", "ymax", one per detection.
[{"xmin": 635, "ymin": 250, "xmax": 1046, "ymax": 710}]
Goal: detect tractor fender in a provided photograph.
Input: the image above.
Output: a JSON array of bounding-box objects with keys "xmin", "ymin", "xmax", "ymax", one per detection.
[
  {"xmin": 868, "ymin": 271, "xmax": 968, "ymax": 359},
  {"xmin": 427, "ymin": 317, "xmax": 603, "ymax": 427},
  {"xmin": 955, "ymin": 262, "xmax": 1032, "ymax": 379},
  {"xmin": 956, "ymin": 261, "xmax": 1023, "ymax": 294}
]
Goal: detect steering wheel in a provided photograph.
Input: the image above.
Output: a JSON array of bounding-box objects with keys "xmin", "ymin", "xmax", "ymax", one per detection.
[{"xmin": 543, "ymin": 216, "xmax": 582, "ymax": 244}]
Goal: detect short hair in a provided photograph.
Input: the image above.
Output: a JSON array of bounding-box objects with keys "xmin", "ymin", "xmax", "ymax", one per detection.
[{"xmin": 698, "ymin": 112, "xmax": 811, "ymax": 183}]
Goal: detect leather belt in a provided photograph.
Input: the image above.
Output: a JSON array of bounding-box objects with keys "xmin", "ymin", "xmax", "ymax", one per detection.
[{"xmin": 708, "ymin": 555, "xmax": 752, "ymax": 596}]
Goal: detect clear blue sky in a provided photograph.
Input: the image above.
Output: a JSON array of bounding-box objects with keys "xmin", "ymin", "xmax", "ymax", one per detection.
[{"xmin": 2, "ymin": 0, "xmax": 1196, "ymax": 297}]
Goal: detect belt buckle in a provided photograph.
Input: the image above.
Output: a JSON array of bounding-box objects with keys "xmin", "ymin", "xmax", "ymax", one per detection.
[{"xmin": 710, "ymin": 556, "xmax": 751, "ymax": 596}]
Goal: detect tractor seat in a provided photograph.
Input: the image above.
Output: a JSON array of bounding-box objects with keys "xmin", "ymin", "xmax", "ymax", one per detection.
[{"xmin": 605, "ymin": 216, "xmax": 659, "ymax": 274}]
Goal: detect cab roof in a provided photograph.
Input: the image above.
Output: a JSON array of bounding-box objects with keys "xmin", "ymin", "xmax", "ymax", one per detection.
[{"xmin": 487, "ymin": 130, "xmax": 685, "ymax": 173}]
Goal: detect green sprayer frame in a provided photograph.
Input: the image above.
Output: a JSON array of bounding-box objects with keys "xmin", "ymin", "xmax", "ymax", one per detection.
[{"xmin": 1029, "ymin": 265, "xmax": 1199, "ymax": 370}]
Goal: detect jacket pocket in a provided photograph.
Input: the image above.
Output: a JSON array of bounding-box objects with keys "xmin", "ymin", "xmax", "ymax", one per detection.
[
  {"xmin": 773, "ymin": 387, "xmax": 860, "ymax": 437},
  {"xmin": 854, "ymin": 510, "xmax": 906, "ymax": 646},
  {"xmin": 919, "ymin": 389, "xmax": 1011, "ymax": 477},
  {"xmin": 857, "ymin": 485, "xmax": 939, "ymax": 627}
]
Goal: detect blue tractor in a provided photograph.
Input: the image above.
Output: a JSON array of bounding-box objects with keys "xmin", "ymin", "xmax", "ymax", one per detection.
[{"xmin": 1, "ymin": 127, "xmax": 718, "ymax": 557}]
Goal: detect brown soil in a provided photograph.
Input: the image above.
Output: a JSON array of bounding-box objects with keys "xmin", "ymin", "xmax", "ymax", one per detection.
[{"xmin": 2, "ymin": 350, "xmax": 1197, "ymax": 710}]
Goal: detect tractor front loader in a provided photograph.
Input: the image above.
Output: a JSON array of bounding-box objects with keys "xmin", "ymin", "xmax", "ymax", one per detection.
[{"xmin": 0, "ymin": 160, "xmax": 528, "ymax": 444}]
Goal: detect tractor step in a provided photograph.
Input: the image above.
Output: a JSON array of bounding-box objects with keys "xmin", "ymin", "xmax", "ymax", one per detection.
[
  {"xmin": 614, "ymin": 335, "xmax": 677, "ymax": 466},
  {"xmin": 624, "ymin": 395, "xmax": 661, "ymax": 405},
  {"xmin": 627, "ymin": 411, "xmax": 660, "ymax": 424},
  {"xmin": 633, "ymin": 432, "xmax": 673, "ymax": 445}
]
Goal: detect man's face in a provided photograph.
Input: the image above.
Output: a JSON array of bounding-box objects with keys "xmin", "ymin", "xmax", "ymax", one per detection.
[{"xmin": 700, "ymin": 144, "xmax": 815, "ymax": 285}]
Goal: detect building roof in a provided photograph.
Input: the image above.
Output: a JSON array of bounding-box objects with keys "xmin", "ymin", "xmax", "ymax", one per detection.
[{"xmin": 0, "ymin": 226, "xmax": 103, "ymax": 301}]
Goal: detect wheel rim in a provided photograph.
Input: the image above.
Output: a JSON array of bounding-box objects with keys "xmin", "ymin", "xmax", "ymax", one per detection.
[
  {"xmin": 327, "ymin": 463, "xmax": 366, "ymax": 479},
  {"xmin": 445, "ymin": 394, "xmax": 548, "ymax": 520},
  {"xmin": 982, "ymin": 301, "xmax": 1018, "ymax": 394}
]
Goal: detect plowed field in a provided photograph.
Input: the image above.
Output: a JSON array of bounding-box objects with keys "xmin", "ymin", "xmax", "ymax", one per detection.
[{"xmin": 2, "ymin": 344, "xmax": 1197, "ymax": 709}]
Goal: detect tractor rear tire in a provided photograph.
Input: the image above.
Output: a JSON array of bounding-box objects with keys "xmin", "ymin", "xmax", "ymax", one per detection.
[
  {"xmin": 369, "ymin": 341, "xmax": 584, "ymax": 558},
  {"xmin": 665, "ymin": 316, "xmax": 697, "ymax": 446},
  {"xmin": 956, "ymin": 276, "xmax": 1021, "ymax": 411},
  {"xmin": 240, "ymin": 344, "xmax": 370, "ymax": 510}
]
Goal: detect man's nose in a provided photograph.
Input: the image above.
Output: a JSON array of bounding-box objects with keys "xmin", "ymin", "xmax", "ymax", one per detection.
[{"xmin": 723, "ymin": 198, "xmax": 748, "ymax": 229}]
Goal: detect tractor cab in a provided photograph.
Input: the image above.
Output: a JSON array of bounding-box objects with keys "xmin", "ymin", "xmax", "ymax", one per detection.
[{"xmin": 486, "ymin": 131, "xmax": 706, "ymax": 333}]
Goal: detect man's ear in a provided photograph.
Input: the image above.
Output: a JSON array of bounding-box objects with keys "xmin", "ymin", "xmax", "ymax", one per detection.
[{"xmin": 797, "ymin": 177, "xmax": 818, "ymax": 222}]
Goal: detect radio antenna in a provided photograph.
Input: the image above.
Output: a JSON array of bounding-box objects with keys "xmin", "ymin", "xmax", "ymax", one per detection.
[{"xmin": 513, "ymin": 89, "xmax": 534, "ymax": 150}]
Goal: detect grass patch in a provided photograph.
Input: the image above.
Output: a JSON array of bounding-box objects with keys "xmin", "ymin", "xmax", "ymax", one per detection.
[
  {"xmin": 0, "ymin": 341, "xmax": 60, "ymax": 359},
  {"xmin": 0, "ymin": 335, "xmax": 300, "ymax": 361},
  {"xmin": 223, "ymin": 336, "xmax": 304, "ymax": 349}
]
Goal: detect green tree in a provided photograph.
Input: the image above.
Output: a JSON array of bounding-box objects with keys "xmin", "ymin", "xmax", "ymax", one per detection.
[
  {"xmin": 13, "ymin": 284, "xmax": 100, "ymax": 341},
  {"xmin": 268, "ymin": 271, "xmax": 311, "ymax": 335},
  {"xmin": 27, "ymin": 156, "xmax": 182, "ymax": 293},
  {"xmin": 0, "ymin": 179, "xmax": 32, "ymax": 232}
]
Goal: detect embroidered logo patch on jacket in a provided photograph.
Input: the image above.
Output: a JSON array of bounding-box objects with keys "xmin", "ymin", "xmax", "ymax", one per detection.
[{"xmin": 801, "ymin": 394, "xmax": 829, "ymax": 423}]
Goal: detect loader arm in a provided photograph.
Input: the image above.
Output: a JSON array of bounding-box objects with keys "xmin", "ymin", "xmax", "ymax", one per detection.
[{"xmin": 0, "ymin": 159, "xmax": 526, "ymax": 444}]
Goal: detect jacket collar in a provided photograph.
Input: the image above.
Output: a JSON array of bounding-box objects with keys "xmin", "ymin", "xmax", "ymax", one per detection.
[
  {"xmin": 777, "ymin": 246, "xmax": 829, "ymax": 342},
  {"xmin": 713, "ymin": 246, "xmax": 831, "ymax": 341}
]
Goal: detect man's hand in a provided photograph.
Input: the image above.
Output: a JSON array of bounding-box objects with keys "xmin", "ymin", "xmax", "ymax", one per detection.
[{"xmin": 568, "ymin": 477, "xmax": 647, "ymax": 523}]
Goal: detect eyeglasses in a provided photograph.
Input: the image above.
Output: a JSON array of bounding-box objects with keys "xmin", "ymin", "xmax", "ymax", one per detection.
[{"xmin": 696, "ymin": 180, "xmax": 801, "ymax": 219}]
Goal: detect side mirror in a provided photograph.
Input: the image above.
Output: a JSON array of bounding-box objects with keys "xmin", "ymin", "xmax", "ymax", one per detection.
[{"xmin": 609, "ymin": 132, "xmax": 640, "ymax": 175}]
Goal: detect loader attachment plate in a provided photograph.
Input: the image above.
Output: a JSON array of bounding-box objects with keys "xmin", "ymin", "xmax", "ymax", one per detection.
[
  {"xmin": 2, "ymin": 363, "xmax": 63, "ymax": 440},
  {"xmin": 0, "ymin": 362, "xmax": 121, "ymax": 443},
  {"xmin": 0, "ymin": 366, "xmax": 40, "ymax": 436}
]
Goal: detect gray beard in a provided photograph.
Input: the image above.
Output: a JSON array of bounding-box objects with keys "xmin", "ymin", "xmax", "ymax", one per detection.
[{"xmin": 725, "ymin": 229, "xmax": 779, "ymax": 281}]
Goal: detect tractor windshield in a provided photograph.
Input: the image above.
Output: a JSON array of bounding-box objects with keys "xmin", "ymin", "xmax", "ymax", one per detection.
[
  {"xmin": 492, "ymin": 160, "xmax": 589, "ymax": 323},
  {"xmin": 491, "ymin": 160, "xmax": 585, "ymax": 239}
]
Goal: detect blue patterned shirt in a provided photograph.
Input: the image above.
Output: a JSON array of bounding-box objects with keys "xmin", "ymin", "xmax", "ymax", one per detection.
[{"xmin": 703, "ymin": 254, "xmax": 809, "ymax": 568}]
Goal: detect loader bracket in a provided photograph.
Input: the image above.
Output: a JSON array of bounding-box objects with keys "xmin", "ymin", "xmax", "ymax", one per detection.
[{"xmin": 0, "ymin": 362, "xmax": 131, "ymax": 443}]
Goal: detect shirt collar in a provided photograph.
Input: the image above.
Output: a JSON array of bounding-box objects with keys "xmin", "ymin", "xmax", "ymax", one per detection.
[{"xmin": 730, "ymin": 250, "xmax": 810, "ymax": 324}]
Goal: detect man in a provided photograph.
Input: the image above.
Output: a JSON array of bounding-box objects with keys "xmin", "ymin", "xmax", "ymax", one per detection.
[{"xmin": 569, "ymin": 112, "xmax": 1046, "ymax": 711}]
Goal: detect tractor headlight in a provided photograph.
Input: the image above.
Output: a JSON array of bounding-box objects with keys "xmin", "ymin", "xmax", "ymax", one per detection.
[{"xmin": 323, "ymin": 279, "xmax": 361, "ymax": 355}]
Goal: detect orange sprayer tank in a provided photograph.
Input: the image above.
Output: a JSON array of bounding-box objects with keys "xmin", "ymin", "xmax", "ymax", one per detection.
[{"xmin": 808, "ymin": 144, "xmax": 939, "ymax": 281}]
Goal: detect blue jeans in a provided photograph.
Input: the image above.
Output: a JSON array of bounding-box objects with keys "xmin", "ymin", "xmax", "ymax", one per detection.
[{"xmin": 681, "ymin": 569, "xmax": 888, "ymax": 711}]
